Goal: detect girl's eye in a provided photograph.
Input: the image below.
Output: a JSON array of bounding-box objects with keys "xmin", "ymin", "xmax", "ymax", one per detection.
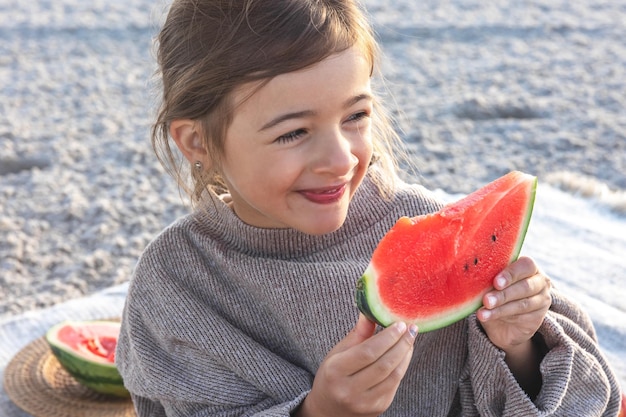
[
  {"xmin": 275, "ymin": 128, "xmax": 306, "ymax": 144},
  {"xmin": 347, "ymin": 111, "xmax": 370, "ymax": 123}
]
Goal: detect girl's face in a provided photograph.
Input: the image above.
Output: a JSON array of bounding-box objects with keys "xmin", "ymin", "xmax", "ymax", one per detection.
[{"xmin": 219, "ymin": 47, "xmax": 374, "ymax": 235}]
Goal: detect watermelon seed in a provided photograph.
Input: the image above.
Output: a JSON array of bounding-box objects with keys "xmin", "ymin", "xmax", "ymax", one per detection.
[
  {"xmin": 491, "ymin": 234, "xmax": 497, "ymax": 242},
  {"xmin": 474, "ymin": 257, "xmax": 478, "ymax": 265},
  {"xmin": 464, "ymin": 263, "xmax": 469, "ymax": 272}
]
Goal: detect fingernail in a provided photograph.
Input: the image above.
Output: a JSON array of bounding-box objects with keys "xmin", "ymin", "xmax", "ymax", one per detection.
[
  {"xmin": 486, "ymin": 294, "xmax": 497, "ymax": 308},
  {"xmin": 395, "ymin": 321, "xmax": 407, "ymax": 333},
  {"xmin": 408, "ymin": 324, "xmax": 418, "ymax": 338},
  {"xmin": 496, "ymin": 274, "xmax": 507, "ymax": 288},
  {"xmin": 481, "ymin": 309, "xmax": 491, "ymax": 320}
]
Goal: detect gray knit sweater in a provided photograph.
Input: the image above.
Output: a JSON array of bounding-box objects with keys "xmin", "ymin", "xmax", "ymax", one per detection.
[{"xmin": 117, "ymin": 172, "xmax": 621, "ymax": 416}]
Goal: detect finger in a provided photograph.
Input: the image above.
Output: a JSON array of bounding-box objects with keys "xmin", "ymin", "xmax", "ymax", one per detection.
[
  {"xmin": 352, "ymin": 324, "xmax": 417, "ymax": 387},
  {"xmin": 478, "ymin": 291, "xmax": 551, "ymax": 322},
  {"xmin": 336, "ymin": 322, "xmax": 414, "ymax": 374},
  {"xmin": 360, "ymin": 343, "xmax": 415, "ymax": 413},
  {"xmin": 330, "ymin": 314, "xmax": 377, "ymax": 355},
  {"xmin": 484, "ymin": 272, "xmax": 550, "ymax": 309},
  {"xmin": 494, "ymin": 256, "xmax": 539, "ymax": 290}
]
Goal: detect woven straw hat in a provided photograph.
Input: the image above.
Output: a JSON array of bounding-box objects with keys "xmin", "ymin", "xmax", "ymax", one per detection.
[{"xmin": 4, "ymin": 337, "xmax": 135, "ymax": 417}]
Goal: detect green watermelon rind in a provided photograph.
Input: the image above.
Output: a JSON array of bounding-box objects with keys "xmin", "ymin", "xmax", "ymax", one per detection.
[
  {"xmin": 356, "ymin": 173, "xmax": 537, "ymax": 332},
  {"xmin": 510, "ymin": 175, "xmax": 537, "ymax": 263},
  {"xmin": 357, "ymin": 268, "xmax": 492, "ymax": 331},
  {"xmin": 45, "ymin": 320, "xmax": 130, "ymax": 398}
]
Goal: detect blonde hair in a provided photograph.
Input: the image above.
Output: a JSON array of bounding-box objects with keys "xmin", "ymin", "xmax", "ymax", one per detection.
[{"xmin": 152, "ymin": 0, "xmax": 403, "ymax": 204}]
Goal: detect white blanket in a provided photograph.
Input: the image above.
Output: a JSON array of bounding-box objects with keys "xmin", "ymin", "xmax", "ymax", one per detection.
[{"xmin": 0, "ymin": 284, "xmax": 128, "ymax": 417}]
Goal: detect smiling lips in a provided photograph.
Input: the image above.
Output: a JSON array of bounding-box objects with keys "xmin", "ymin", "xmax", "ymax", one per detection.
[{"xmin": 299, "ymin": 184, "xmax": 347, "ymax": 204}]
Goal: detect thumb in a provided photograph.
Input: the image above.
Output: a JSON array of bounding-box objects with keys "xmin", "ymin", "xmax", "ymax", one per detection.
[{"xmin": 331, "ymin": 314, "xmax": 377, "ymax": 354}]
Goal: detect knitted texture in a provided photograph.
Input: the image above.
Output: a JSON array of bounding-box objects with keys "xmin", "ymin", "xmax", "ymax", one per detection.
[{"xmin": 116, "ymin": 172, "xmax": 621, "ymax": 416}]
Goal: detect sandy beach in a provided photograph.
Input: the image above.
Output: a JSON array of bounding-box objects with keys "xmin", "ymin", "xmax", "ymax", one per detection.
[{"xmin": 1, "ymin": 0, "xmax": 625, "ymax": 330}]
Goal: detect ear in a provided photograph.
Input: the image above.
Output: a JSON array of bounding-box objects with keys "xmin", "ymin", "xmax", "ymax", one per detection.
[{"xmin": 170, "ymin": 119, "xmax": 208, "ymax": 164}]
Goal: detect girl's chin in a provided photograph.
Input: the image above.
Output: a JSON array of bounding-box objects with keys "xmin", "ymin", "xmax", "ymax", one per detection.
[{"xmin": 301, "ymin": 201, "xmax": 353, "ymax": 234}]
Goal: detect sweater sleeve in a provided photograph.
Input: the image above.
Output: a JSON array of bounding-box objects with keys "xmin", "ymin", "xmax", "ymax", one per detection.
[
  {"xmin": 129, "ymin": 390, "xmax": 309, "ymax": 417},
  {"xmin": 459, "ymin": 288, "xmax": 622, "ymax": 416},
  {"xmin": 116, "ymin": 258, "xmax": 314, "ymax": 417}
]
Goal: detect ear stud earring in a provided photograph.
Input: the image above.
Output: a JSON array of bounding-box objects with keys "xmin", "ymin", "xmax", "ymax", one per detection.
[{"xmin": 194, "ymin": 161, "xmax": 203, "ymax": 171}]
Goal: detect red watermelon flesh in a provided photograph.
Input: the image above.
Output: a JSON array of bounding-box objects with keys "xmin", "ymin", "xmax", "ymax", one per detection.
[
  {"xmin": 356, "ymin": 171, "xmax": 537, "ymax": 332},
  {"xmin": 45, "ymin": 320, "xmax": 129, "ymax": 397},
  {"xmin": 55, "ymin": 322, "xmax": 118, "ymax": 363}
]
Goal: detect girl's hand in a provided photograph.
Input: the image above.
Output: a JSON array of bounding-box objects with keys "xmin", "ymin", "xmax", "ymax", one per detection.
[
  {"xmin": 476, "ymin": 256, "xmax": 551, "ymax": 398},
  {"xmin": 477, "ymin": 256, "xmax": 551, "ymax": 351},
  {"xmin": 295, "ymin": 314, "xmax": 417, "ymax": 417}
]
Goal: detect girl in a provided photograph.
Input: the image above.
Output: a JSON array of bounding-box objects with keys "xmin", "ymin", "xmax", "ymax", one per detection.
[{"xmin": 116, "ymin": 0, "xmax": 621, "ymax": 415}]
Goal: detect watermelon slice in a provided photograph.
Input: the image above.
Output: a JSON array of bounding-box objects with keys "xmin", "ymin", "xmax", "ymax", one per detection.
[
  {"xmin": 356, "ymin": 171, "xmax": 537, "ymax": 332},
  {"xmin": 46, "ymin": 320, "xmax": 129, "ymax": 397}
]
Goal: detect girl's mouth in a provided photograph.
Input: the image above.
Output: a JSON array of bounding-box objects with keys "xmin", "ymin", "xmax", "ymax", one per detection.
[{"xmin": 299, "ymin": 184, "xmax": 347, "ymax": 204}]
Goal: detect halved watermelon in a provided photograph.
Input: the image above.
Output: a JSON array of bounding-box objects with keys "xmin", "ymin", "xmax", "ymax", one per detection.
[
  {"xmin": 356, "ymin": 171, "xmax": 537, "ymax": 332},
  {"xmin": 45, "ymin": 320, "xmax": 129, "ymax": 397}
]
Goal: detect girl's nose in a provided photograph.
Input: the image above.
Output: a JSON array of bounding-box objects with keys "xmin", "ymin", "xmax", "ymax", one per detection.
[{"xmin": 310, "ymin": 129, "xmax": 359, "ymax": 176}]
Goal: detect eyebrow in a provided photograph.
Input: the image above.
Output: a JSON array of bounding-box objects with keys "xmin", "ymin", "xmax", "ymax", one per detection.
[{"xmin": 258, "ymin": 93, "xmax": 373, "ymax": 132}]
